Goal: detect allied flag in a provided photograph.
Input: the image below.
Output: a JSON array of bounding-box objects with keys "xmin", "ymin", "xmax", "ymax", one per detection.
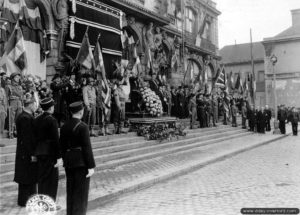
[
  {"xmin": 215, "ymin": 66, "xmax": 226, "ymax": 88},
  {"xmin": 183, "ymin": 60, "xmax": 193, "ymax": 85},
  {"xmin": 0, "ymin": 22, "xmax": 27, "ymax": 75},
  {"xmin": 235, "ymin": 73, "xmax": 241, "ymax": 90},
  {"xmin": 227, "ymin": 71, "xmax": 234, "ymax": 90},
  {"xmin": 195, "ymin": 14, "xmax": 208, "ymax": 46},
  {"xmin": 243, "ymin": 76, "xmax": 248, "ymax": 97},
  {"xmin": 76, "ymin": 27, "xmax": 94, "ymax": 69},
  {"xmin": 93, "ymin": 37, "xmax": 111, "ymax": 117}
]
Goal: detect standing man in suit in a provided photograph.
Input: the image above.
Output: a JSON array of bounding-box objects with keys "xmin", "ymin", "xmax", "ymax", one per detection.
[
  {"xmin": 34, "ymin": 98, "xmax": 62, "ymax": 202},
  {"xmin": 60, "ymin": 101, "xmax": 95, "ymax": 215},
  {"xmin": 288, "ymin": 107, "xmax": 299, "ymax": 136},
  {"xmin": 278, "ymin": 105, "xmax": 287, "ymax": 134},
  {"xmin": 14, "ymin": 93, "xmax": 38, "ymax": 206}
]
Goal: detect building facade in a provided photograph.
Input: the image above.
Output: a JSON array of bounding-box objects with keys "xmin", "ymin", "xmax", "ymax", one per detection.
[
  {"xmin": 263, "ymin": 9, "xmax": 300, "ymax": 108},
  {"xmin": 219, "ymin": 42, "xmax": 266, "ymax": 107}
]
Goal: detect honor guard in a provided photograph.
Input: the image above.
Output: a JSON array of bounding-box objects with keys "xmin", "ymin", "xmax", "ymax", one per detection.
[
  {"xmin": 113, "ymin": 81, "xmax": 127, "ymax": 134},
  {"xmin": 6, "ymin": 72, "xmax": 23, "ymax": 138},
  {"xmin": 34, "ymin": 98, "xmax": 62, "ymax": 202},
  {"xmin": 60, "ymin": 101, "xmax": 96, "ymax": 215}
]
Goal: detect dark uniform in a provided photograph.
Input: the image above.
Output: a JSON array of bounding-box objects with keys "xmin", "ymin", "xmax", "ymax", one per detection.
[
  {"xmin": 257, "ymin": 109, "xmax": 266, "ymax": 133},
  {"xmin": 288, "ymin": 110, "xmax": 299, "ymax": 136},
  {"xmin": 248, "ymin": 107, "xmax": 256, "ymax": 132},
  {"xmin": 197, "ymin": 95, "xmax": 206, "ymax": 128},
  {"xmin": 278, "ymin": 108, "xmax": 287, "ymax": 134},
  {"xmin": 264, "ymin": 108, "xmax": 272, "ymax": 131},
  {"xmin": 177, "ymin": 90, "xmax": 185, "ymax": 119},
  {"xmin": 170, "ymin": 89, "xmax": 178, "ymax": 117},
  {"xmin": 15, "ymin": 111, "xmax": 37, "ymax": 206},
  {"xmin": 60, "ymin": 108, "xmax": 95, "ymax": 215},
  {"xmin": 34, "ymin": 109, "xmax": 60, "ymax": 201},
  {"xmin": 211, "ymin": 97, "xmax": 218, "ymax": 126}
]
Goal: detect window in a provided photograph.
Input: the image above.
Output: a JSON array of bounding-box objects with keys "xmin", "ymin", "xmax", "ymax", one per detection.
[
  {"xmin": 257, "ymin": 70, "xmax": 265, "ymax": 82},
  {"xmin": 185, "ymin": 7, "xmax": 195, "ymax": 33}
]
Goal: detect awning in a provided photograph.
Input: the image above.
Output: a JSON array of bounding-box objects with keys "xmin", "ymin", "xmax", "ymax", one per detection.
[{"xmin": 101, "ymin": 0, "xmax": 171, "ymax": 26}]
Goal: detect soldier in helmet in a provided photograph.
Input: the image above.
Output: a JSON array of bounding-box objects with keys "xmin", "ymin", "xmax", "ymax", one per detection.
[
  {"xmin": 6, "ymin": 72, "xmax": 23, "ymax": 138},
  {"xmin": 113, "ymin": 81, "xmax": 127, "ymax": 134}
]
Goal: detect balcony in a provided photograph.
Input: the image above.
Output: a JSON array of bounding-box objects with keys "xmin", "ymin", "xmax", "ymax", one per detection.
[{"xmin": 200, "ymin": 38, "xmax": 217, "ymax": 53}]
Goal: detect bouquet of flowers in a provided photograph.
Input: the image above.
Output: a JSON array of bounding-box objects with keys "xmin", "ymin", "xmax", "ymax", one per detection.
[{"xmin": 140, "ymin": 87, "xmax": 163, "ymax": 116}]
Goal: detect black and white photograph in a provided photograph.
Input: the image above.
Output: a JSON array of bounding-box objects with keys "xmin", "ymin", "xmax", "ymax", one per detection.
[{"xmin": 0, "ymin": 0, "xmax": 300, "ymax": 214}]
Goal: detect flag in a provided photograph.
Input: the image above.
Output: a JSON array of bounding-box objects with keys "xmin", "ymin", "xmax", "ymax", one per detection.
[
  {"xmin": 93, "ymin": 37, "xmax": 111, "ymax": 117},
  {"xmin": 195, "ymin": 14, "xmax": 208, "ymax": 46},
  {"xmin": 215, "ymin": 66, "xmax": 226, "ymax": 88},
  {"xmin": 0, "ymin": 22, "xmax": 27, "ymax": 75},
  {"xmin": 184, "ymin": 61, "xmax": 193, "ymax": 85},
  {"xmin": 243, "ymin": 77, "xmax": 248, "ymax": 97},
  {"xmin": 235, "ymin": 73, "xmax": 241, "ymax": 90},
  {"xmin": 76, "ymin": 28, "xmax": 94, "ymax": 69}
]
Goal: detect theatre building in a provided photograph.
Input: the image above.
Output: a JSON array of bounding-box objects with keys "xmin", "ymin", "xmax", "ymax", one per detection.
[{"xmin": 0, "ymin": 0, "xmax": 221, "ymax": 89}]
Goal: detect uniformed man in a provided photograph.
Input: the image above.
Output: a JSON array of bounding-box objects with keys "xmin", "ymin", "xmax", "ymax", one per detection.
[
  {"xmin": 211, "ymin": 94, "xmax": 218, "ymax": 127},
  {"xmin": 264, "ymin": 105, "xmax": 272, "ymax": 131},
  {"xmin": 34, "ymin": 98, "xmax": 62, "ymax": 202},
  {"xmin": 241, "ymin": 102, "xmax": 247, "ymax": 129},
  {"xmin": 14, "ymin": 93, "xmax": 38, "ymax": 206},
  {"xmin": 170, "ymin": 86, "xmax": 177, "ymax": 117},
  {"xmin": 197, "ymin": 94, "xmax": 206, "ymax": 128},
  {"xmin": 177, "ymin": 86, "xmax": 185, "ymax": 119},
  {"xmin": 257, "ymin": 107, "xmax": 266, "ymax": 133},
  {"xmin": 60, "ymin": 101, "xmax": 95, "ymax": 215},
  {"xmin": 6, "ymin": 72, "xmax": 23, "ymax": 138},
  {"xmin": 113, "ymin": 81, "xmax": 127, "ymax": 134},
  {"xmin": 0, "ymin": 81, "xmax": 8, "ymax": 139},
  {"xmin": 188, "ymin": 92, "xmax": 197, "ymax": 129},
  {"xmin": 82, "ymin": 76, "xmax": 98, "ymax": 137},
  {"xmin": 231, "ymin": 100, "xmax": 238, "ymax": 127},
  {"xmin": 248, "ymin": 105, "xmax": 256, "ymax": 132},
  {"xmin": 96, "ymin": 79, "xmax": 112, "ymax": 136},
  {"xmin": 288, "ymin": 107, "xmax": 299, "ymax": 136},
  {"xmin": 278, "ymin": 105, "xmax": 287, "ymax": 134}
]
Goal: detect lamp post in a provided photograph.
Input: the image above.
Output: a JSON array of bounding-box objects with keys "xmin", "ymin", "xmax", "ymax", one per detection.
[{"xmin": 270, "ymin": 54, "xmax": 280, "ymax": 134}]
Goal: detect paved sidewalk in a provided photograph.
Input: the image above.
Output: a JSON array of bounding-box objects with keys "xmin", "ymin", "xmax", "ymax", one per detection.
[
  {"xmin": 87, "ymin": 133, "xmax": 300, "ymax": 215},
  {"xmin": 0, "ymin": 125, "xmax": 294, "ymax": 215}
]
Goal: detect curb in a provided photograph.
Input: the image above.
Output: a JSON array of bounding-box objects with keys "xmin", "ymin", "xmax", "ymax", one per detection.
[{"xmin": 58, "ymin": 132, "xmax": 290, "ymax": 214}]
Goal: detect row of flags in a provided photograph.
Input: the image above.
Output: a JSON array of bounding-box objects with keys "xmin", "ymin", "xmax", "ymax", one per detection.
[
  {"xmin": 214, "ymin": 68, "xmax": 256, "ymax": 98},
  {"xmin": 76, "ymin": 27, "xmax": 111, "ymax": 118}
]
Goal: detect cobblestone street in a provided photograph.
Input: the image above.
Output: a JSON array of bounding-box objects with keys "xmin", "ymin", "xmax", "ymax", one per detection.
[{"xmin": 88, "ymin": 135, "xmax": 300, "ymax": 215}]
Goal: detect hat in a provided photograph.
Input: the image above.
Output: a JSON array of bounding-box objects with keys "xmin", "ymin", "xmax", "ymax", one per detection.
[
  {"xmin": 69, "ymin": 101, "xmax": 84, "ymax": 114},
  {"xmin": 40, "ymin": 97, "xmax": 55, "ymax": 110},
  {"xmin": 10, "ymin": 72, "xmax": 21, "ymax": 80},
  {"xmin": 23, "ymin": 93, "xmax": 35, "ymax": 105}
]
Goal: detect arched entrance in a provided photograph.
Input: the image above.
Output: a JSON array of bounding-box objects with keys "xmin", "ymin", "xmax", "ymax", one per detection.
[
  {"xmin": 186, "ymin": 57, "xmax": 203, "ymax": 84},
  {"xmin": 205, "ymin": 62, "xmax": 215, "ymax": 94}
]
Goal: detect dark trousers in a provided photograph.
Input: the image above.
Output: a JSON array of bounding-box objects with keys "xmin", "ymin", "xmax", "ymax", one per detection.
[
  {"xmin": 279, "ymin": 120, "xmax": 286, "ymax": 134},
  {"xmin": 18, "ymin": 183, "xmax": 37, "ymax": 206},
  {"xmin": 37, "ymin": 156, "xmax": 59, "ymax": 201},
  {"xmin": 265, "ymin": 120, "xmax": 271, "ymax": 131},
  {"xmin": 66, "ymin": 168, "xmax": 90, "ymax": 215},
  {"xmin": 232, "ymin": 116, "xmax": 237, "ymax": 127},
  {"xmin": 242, "ymin": 117, "xmax": 246, "ymax": 128},
  {"xmin": 292, "ymin": 123, "xmax": 298, "ymax": 136}
]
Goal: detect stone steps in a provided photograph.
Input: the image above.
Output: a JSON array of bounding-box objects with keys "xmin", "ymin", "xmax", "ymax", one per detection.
[{"xmin": 0, "ymin": 124, "xmax": 247, "ymax": 186}]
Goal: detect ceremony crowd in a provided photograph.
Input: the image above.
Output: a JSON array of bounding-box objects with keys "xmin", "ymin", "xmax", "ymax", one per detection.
[{"xmin": 0, "ymin": 69, "xmax": 299, "ymax": 215}]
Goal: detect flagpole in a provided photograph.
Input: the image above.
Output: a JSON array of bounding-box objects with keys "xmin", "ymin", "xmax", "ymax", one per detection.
[{"xmin": 250, "ymin": 28, "xmax": 255, "ymax": 106}]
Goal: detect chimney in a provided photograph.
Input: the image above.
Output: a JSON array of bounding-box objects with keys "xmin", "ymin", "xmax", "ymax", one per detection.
[{"xmin": 291, "ymin": 9, "xmax": 300, "ymax": 26}]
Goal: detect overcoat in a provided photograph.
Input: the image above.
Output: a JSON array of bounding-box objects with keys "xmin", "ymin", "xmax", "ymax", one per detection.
[{"xmin": 14, "ymin": 111, "xmax": 37, "ymax": 184}]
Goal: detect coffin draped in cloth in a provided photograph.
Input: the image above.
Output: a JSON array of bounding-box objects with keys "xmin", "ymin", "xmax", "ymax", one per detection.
[{"xmin": 66, "ymin": 0, "xmax": 122, "ymax": 79}]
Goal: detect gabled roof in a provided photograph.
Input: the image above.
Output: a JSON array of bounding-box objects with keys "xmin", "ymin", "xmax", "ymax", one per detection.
[
  {"xmin": 219, "ymin": 42, "xmax": 265, "ymax": 64},
  {"xmin": 272, "ymin": 25, "xmax": 300, "ymax": 39}
]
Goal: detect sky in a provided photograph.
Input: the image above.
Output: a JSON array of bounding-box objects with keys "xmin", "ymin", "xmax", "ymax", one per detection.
[{"xmin": 214, "ymin": 0, "xmax": 300, "ymax": 49}]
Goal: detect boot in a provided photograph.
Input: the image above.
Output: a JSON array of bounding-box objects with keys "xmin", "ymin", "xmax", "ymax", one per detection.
[
  {"xmin": 114, "ymin": 125, "xmax": 120, "ymax": 134},
  {"xmin": 90, "ymin": 126, "xmax": 98, "ymax": 137}
]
